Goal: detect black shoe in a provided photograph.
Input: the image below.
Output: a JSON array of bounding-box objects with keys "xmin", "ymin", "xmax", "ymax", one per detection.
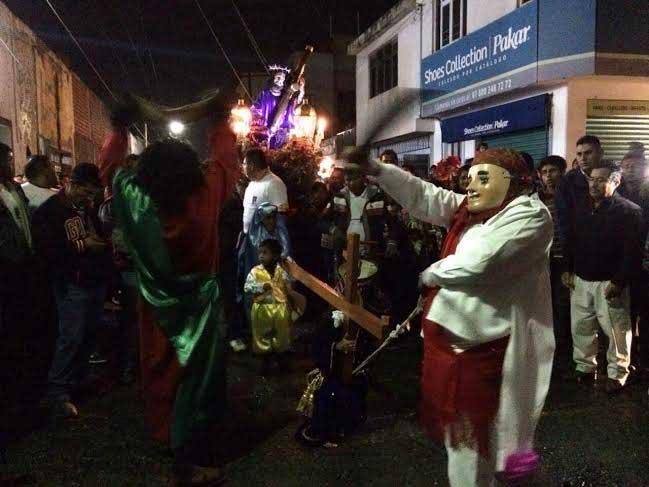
[
  {"xmin": 120, "ymin": 369, "xmax": 135, "ymax": 385},
  {"xmin": 574, "ymin": 370, "xmax": 597, "ymax": 385},
  {"xmin": 605, "ymin": 378, "xmax": 625, "ymax": 394}
]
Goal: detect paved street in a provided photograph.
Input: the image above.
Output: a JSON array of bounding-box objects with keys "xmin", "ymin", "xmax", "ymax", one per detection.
[{"xmin": 5, "ymin": 329, "xmax": 649, "ymax": 486}]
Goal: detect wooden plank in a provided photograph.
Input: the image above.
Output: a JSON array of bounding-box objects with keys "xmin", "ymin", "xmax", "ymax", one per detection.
[
  {"xmin": 283, "ymin": 259, "xmax": 387, "ymax": 340},
  {"xmin": 342, "ymin": 234, "xmax": 361, "ymax": 382}
]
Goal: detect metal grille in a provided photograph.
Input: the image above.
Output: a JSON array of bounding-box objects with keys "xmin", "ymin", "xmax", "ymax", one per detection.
[
  {"xmin": 586, "ymin": 116, "xmax": 649, "ymax": 161},
  {"xmin": 370, "ymin": 135, "xmax": 431, "ymax": 159},
  {"xmin": 482, "ymin": 127, "xmax": 549, "ymax": 167}
]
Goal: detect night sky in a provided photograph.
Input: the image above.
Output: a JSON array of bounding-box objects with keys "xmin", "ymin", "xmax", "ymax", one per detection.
[{"xmin": 6, "ymin": 0, "xmax": 398, "ymax": 105}]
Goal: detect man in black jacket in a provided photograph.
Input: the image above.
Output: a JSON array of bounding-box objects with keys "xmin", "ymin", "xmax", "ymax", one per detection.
[
  {"xmin": 562, "ymin": 160, "xmax": 643, "ymax": 393},
  {"xmin": 32, "ymin": 163, "xmax": 109, "ymax": 417},
  {"xmin": 0, "ymin": 143, "xmax": 38, "ymax": 408},
  {"xmin": 555, "ymin": 135, "xmax": 603, "ymax": 259}
]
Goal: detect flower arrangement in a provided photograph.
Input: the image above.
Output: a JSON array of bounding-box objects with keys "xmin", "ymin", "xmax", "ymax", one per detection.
[
  {"xmin": 430, "ymin": 155, "xmax": 461, "ymax": 189},
  {"xmin": 266, "ymin": 138, "xmax": 320, "ymax": 209}
]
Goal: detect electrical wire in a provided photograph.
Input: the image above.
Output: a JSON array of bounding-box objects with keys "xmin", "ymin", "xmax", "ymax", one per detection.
[
  {"xmin": 193, "ymin": 0, "xmax": 252, "ymax": 102},
  {"xmin": 0, "ymin": 35, "xmax": 22, "ymax": 68},
  {"xmin": 101, "ymin": 0, "xmax": 154, "ymax": 95},
  {"xmin": 230, "ymin": 0, "xmax": 269, "ymax": 73},
  {"xmin": 44, "ymin": 0, "xmax": 146, "ymax": 140},
  {"xmin": 44, "ymin": 0, "xmax": 116, "ymax": 101}
]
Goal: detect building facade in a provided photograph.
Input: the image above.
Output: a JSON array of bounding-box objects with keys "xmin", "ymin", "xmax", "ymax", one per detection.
[
  {"xmin": 350, "ymin": 0, "xmax": 649, "ymax": 170},
  {"xmin": 0, "ymin": 1, "xmax": 111, "ymax": 176}
]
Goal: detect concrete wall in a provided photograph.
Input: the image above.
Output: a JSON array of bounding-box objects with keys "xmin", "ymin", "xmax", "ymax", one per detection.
[
  {"xmin": 355, "ymin": 8, "xmax": 422, "ymax": 145},
  {"xmin": 565, "ymin": 76, "xmax": 649, "ymax": 162},
  {"xmin": 0, "ymin": 0, "xmax": 110, "ymax": 173},
  {"xmin": 466, "ymin": 0, "xmax": 516, "ymax": 34}
]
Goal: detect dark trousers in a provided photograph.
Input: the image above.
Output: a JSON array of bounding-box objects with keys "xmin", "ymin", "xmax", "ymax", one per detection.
[
  {"xmin": 630, "ymin": 275, "xmax": 649, "ymax": 368},
  {"xmin": 47, "ymin": 280, "xmax": 106, "ymax": 402},
  {"xmin": 0, "ymin": 263, "xmax": 57, "ymax": 404},
  {"xmin": 550, "ymin": 259, "xmax": 572, "ymax": 370},
  {"xmin": 310, "ymin": 376, "xmax": 368, "ymax": 441},
  {"xmin": 116, "ymin": 270, "xmax": 138, "ymax": 375}
]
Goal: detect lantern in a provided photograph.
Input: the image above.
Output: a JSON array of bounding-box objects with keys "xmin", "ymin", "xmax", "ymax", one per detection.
[
  {"xmin": 315, "ymin": 116, "xmax": 328, "ymax": 147},
  {"xmin": 230, "ymin": 99, "xmax": 251, "ymax": 138},
  {"xmin": 295, "ymin": 98, "xmax": 317, "ymax": 140}
]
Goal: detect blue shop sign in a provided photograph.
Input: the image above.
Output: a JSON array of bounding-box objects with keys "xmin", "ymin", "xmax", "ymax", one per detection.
[
  {"xmin": 441, "ymin": 95, "xmax": 548, "ymax": 143},
  {"xmin": 422, "ymin": 1, "xmax": 538, "ymax": 115}
]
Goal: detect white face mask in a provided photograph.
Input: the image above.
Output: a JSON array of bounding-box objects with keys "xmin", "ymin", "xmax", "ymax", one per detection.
[{"xmin": 466, "ymin": 164, "xmax": 511, "ymax": 213}]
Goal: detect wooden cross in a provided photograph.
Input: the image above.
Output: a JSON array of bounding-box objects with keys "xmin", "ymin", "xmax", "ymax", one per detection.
[{"xmin": 284, "ymin": 233, "xmax": 390, "ymax": 382}]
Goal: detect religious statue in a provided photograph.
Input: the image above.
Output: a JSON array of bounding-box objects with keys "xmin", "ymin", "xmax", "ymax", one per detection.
[
  {"xmin": 250, "ymin": 46, "xmax": 313, "ymax": 149},
  {"xmin": 250, "ymin": 65, "xmax": 304, "ymax": 149}
]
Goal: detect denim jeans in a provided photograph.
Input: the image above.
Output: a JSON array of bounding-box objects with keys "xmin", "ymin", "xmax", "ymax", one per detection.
[
  {"xmin": 47, "ymin": 280, "xmax": 106, "ymax": 402},
  {"xmin": 117, "ymin": 270, "xmax": 138, "ymax": 374}
]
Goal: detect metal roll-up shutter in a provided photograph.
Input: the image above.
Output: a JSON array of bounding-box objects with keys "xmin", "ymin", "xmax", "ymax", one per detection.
[
  {"xmin": 482, "ymin": 127, "xmax": 548, "ymax": 166},
  {"xmin": 586, "ymin": 116, "xmax": 649, "ymax": 161}
]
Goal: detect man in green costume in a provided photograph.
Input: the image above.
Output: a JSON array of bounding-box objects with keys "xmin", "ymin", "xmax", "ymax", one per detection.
[{"xmin": 100, "ymin": 99, "xmax": 239, "ymax": 485}]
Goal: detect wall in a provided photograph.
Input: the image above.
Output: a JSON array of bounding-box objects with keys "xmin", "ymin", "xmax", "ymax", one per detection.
[
  {"xmin": 355, "ymin": 8, "xmax": 422, "ymax": 145},
  {"xmin": 466, "ymin": 0, "xmax": 516, "ymax": 34},
  {"xmin": 0, "ymin": 3, "xmax": 16, "ymax": 145},
  {"xmin": 565, "ymin": 76, "xmax": 649, "ymax": 162},
  {"xmin": 12, "ymin": 18, "xmax": 38, "ymax": 160},
  {"xmin": 0, "ymin": 0, "xmax": 110, "ymax": 173}
]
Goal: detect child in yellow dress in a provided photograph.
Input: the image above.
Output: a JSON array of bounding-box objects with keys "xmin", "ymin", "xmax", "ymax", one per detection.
[{"xmin": 244, "ymin": 239, "xmax": 295, "ymax": 360}]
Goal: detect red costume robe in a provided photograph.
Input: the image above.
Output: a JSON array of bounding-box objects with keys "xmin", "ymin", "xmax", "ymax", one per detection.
[{"xmin": 99, "ymin": 124, "xmax": 240, "ymax": 446}]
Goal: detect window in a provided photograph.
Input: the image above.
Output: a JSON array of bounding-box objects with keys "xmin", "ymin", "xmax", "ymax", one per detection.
[
  {"xmin": 0, "ymin": 119, "xmax": 12, "ymax": 172},
  {"xmin": 435, "ymin": 0, "xmax": 466, "ymax": 50},
  {"xmin": 369, "ymin": 40, "xmax": 398, "ymax": 98}
]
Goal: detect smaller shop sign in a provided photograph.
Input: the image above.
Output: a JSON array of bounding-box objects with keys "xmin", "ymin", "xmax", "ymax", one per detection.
[
  {"xmin": 441, "ymin": 95, "xmax": 548, "ymax": 143},
  {"xmin": 587, "ymin": 99, "xmax": 649, "ymax": 117}
]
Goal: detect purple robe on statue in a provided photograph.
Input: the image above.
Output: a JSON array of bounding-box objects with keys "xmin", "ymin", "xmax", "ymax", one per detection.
[{"xmin": 252, "ymin": 89, "xmax": 298, "ymax": 148}]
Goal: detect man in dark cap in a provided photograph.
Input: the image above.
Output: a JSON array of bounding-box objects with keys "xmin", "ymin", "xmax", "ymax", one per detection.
[{"xmin": 32, "ymin": 162, "xmax": 109, "ymax": 418}]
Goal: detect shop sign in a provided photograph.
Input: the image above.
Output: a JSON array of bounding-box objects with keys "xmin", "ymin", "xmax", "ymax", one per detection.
[
  {"xmin": 587, "ymin": 99, "xmax": 649, "ymax": 117},
  {"xmin": 441, "ymin": 95, "xmax": 548, "ymax": 143},
  {"xmin": 421, "ymin": 1, "xmax": 538, "ymax": 116}
]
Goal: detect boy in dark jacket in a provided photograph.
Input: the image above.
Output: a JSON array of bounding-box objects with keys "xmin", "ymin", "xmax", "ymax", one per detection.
[{"xmin": 32, "ymin": 163, "xmax": 110, "ymax": 417}]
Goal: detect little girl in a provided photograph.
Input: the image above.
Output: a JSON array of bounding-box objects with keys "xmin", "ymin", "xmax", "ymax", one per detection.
[{"xmin": 244, "ymin": 239, "xmax": 300, "ymax": 366}]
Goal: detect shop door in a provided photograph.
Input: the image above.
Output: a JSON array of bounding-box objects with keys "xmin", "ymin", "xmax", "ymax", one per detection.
[{"xmin": 482, "ymin": 127, "xmax": 548, "ymax": 167}]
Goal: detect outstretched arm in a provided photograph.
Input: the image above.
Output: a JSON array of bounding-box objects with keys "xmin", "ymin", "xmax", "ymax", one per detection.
[
  {"xmin": 205, "ymin": 121, "xmax": 241, "ymax": 208},
  {"xmin": 98, "ymin": 126, "xmax": 129, "ymax": 188},
  {"xmin": 375, "ymin": 163, "xmax": 465, "ymax": 228}
]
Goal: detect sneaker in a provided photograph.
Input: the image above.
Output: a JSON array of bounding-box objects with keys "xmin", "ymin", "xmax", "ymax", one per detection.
[
  {"xmin": 229, "ymin": 339, "xmax": 247, "ymax": 353},
  {"xmin": 89, "ymin": 352, "xmax": 108, "ymax": 364}
]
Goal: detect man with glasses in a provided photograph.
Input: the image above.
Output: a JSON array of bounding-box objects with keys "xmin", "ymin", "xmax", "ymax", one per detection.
[{"xmin": 561, "ymin": 160, "xmax": 643, "ymax": 393}]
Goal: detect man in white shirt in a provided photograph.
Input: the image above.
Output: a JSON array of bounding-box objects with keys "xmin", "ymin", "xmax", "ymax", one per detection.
[
  {"xmin": 353, "ymin": 148, "xmax": 555, "ymax": 487},
  {"xmin": 21, "ymin": 155, "xmax": 58, "ymax": 212},
  {"xmin": 233, "ymin": 148, "xmax": 288, "ymax": 353},
  {"xmin": 242, "ymin": 148, "xmax": 288, "ymax": 234}
]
